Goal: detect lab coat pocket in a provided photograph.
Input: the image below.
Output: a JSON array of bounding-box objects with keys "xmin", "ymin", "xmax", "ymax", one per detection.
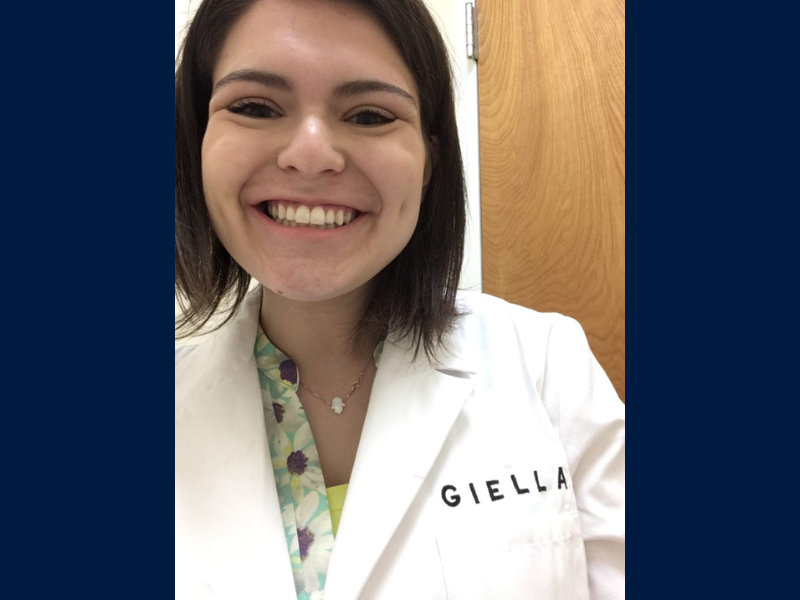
[{"xmin": 435, "ymin": 511, "xmax": 589, "ymax": 600}]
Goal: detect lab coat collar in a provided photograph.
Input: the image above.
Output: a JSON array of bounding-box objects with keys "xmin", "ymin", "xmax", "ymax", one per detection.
[
  {"xmin": 176, "ymin": 288, "xmax": 296, "ymax": 599},
  {"xmin": 174, "ymin": 288, "xmax": 262, "ymax": 396},
  {"xmin": 324, "ymin": 300, "xmax": 475, "ymax": 600},
  {"xmin": 176, "ymin": 287, "xmax": 476, "ymax": 599},
  {"xmin": 324, "ymin": 344, "xmax": 474, "ymax": 599}
]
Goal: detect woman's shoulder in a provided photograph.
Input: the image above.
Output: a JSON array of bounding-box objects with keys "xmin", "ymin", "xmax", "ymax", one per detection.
[
  {"xmin": 175, "ymin": 287, "xmax": 262, "ymax": 376},
  {"xmin": 455, "ymin": 290, "xmax": 577, "ymax": 334},
  {"xmin": 450, "ymin": 291, "xmax": 595, "ymax": 374},
  {"xmin": 175, "ymin": 343, "xmax": 200, "ymax": 369}
]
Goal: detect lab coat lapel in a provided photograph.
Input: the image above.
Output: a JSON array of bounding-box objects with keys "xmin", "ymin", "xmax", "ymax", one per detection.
[
  {"xmin": 323, "ymin": 334, "xmax": 475, "ymax": 600},
  {"xmin": 175, "ymin": 290, "xmax": 297, "ymax": 599}
]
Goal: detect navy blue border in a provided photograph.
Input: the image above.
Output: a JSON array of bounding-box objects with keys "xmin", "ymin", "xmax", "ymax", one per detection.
[
  {"xmin": 4, "ymin": 5, "xmax": 175, "ymax": 596},
  {"xmin": 7, "ymin": 1, "xmax": 797, "ymax": 596},
  {"xmin": 628, "ymin": 4, "xmax": 798, "ymax": 597}
]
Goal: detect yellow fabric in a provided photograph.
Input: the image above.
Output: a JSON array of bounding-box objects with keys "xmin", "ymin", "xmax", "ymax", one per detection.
[{"xmin": 326, "ymin": 483, "xmax": 349, "ymax": 538}]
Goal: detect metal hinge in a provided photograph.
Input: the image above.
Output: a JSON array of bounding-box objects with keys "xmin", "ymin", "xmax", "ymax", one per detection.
[{"xmin": 466, "ymin": 2, "xmax": 479, "ymax": 61}]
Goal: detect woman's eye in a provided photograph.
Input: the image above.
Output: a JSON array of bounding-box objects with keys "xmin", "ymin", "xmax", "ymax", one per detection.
[
  {"xmin": 349, "ymin": 109, "xmax": 396, "ymax": 126},
  {"xmin": 227, "ymin": 100, "xmax": 280, "ymax": 119}
]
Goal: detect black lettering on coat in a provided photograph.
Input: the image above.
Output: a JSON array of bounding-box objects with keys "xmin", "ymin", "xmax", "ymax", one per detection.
[
  {"xmin": 558, "ymin": 466, "xmax": 568, "ymax": 489},
  {"xmin": 468, "ymin": 482, "xmax": 480, "ymax": 504},
  {"xmin": 486, "ymin": 480, "xmax": 504, "ymax": 501},
  {"xmin": 534, "ymin": 470, "xmax": 547, "ymax": 492},
  {"xmin": 442, "ymin": 485, "xmax": 461, "ymax": 507},
  {"xmin": 511, "ymin": 474, "xmax": 530, "ymax": 495}
]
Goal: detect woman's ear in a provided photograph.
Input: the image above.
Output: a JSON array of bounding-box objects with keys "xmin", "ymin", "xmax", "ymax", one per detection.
[{"xmin": 423, "ymin": 135, "xmax": 439, "ymax": 190}]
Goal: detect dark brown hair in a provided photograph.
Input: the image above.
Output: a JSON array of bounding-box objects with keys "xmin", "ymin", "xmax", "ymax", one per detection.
[{"xmin": 175, "ymin": 0, "xmax": 467, "ymax": 361}]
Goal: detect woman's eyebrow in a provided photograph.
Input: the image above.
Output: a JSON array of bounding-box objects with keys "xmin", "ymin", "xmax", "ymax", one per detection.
[
  {"xmin": 333, "ymin": 80, "xmax": 418, "ymax": 112},
  {"xmin": 212, "ymin": 69, "xmax": 418, "ymax": 111},
  {"xmin": 212, "ymin": 69, "xmax": 293, "ymax": 95}
]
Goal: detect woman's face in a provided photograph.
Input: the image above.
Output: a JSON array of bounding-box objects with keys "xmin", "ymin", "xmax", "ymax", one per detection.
[{"xmin": 202, "ymin": 0, "xmax": 431, "ymax": 303}]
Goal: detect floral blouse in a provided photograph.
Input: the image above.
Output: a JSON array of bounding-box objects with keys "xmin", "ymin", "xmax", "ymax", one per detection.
[{"xmin": 255, "ymin": 326, "xmax": 382, "ymax": 600}]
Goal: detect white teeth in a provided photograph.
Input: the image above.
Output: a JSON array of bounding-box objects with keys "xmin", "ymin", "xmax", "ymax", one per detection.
[
  {"xmin": 310, "ymin": 206, "xmax": 326, "ymax": 225},
  {"xmin": 267, "ymin": 202, "xmax": 358, "ymax": 229},
  {"xmin": 295, "ymin": 205, "xmax": 310, "ymax": 224}
]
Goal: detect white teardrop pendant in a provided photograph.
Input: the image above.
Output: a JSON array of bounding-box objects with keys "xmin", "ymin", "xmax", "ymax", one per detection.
[{"xmin": 331, "ymin": 397, "xmax": 345, "ymax": 415}]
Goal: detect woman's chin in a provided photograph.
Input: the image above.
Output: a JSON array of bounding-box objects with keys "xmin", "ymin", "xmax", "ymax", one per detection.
[{"xmin": 256, "ymin": 275, "xmax": 372, "ymax": 305}]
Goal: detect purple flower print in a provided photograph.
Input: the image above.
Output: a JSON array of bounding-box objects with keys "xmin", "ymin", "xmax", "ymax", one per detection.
[
  {"xmin": 279, "ymin": 359, "xmax": 298, "ymax": 384},
  {"xmin": 272, "ymin": 402, "xmax": 284, "ymax": 423},
  {"xmin": 287, "ymin": 450, "xmax": 308, "ymax": 475},
  {"xmin": 297, "ymin": 526, "xmax": 315, "ymax": 560}
]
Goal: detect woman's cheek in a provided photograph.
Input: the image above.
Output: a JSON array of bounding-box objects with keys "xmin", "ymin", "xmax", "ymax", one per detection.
[
  {"xmin": 203, "ymin": 132, "xmax": 261, "ymax": 192},
  {"xmin": 366, "ymin": 145, "xmax": 425, "ymax": 191}
]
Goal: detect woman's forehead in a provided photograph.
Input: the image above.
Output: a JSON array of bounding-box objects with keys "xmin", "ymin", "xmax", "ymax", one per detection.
[{"xmin": 213, "ymin": 0, "xmax": 417, "ymax": 97}]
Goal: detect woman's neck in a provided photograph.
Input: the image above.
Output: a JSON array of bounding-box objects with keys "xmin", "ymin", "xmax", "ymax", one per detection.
[{"xmin": 258, "ymin": 285, "xmax": 377, "ymax": 388}]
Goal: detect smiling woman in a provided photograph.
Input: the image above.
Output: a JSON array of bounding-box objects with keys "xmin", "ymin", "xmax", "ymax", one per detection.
[
  {"xmin": 175, "ymin": 1, "xmax": 625, "ymax": 599},
  {"xmin": 176, "ymin": 0, "xmax": 461, "ymax": 358},
  {"xmin": 201, "ymin": 0, "xmax": 433, "ymax": 309}
]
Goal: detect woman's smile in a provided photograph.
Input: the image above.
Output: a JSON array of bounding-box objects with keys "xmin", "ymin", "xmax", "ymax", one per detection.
[
  {"xmin": 262, "ymin": 201, "xmax": 360, "ymax": 230},
  {"xmin": 250, "ymin": 199, "xmax": 367, "ymax": 239}
]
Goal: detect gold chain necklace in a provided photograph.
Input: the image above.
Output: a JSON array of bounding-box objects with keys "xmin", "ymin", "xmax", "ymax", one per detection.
[{"xmin": 298, "ymin": 356, "xmax": 373, "ymax": 415}]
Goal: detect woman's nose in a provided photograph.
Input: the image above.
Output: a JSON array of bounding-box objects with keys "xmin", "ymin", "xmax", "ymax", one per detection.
[{"xmin": 276, "ymin": 117, "xmax": 345, "ymax": 177}]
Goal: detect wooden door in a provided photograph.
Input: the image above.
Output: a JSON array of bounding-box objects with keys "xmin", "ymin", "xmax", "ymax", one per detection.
[{"xmin": 477, "ymin": 0, "xmax": 626, "ymax": 400}]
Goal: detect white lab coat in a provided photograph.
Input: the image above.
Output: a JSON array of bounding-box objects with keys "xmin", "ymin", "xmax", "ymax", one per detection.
[{"xmin": 176, "ymin": 288, "xmax": 625, "ymax": 599}]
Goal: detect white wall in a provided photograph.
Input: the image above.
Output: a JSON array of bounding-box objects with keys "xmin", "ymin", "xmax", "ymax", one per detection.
[
  {"xmin": 447, "ymin": 0, "xmax": 482, "ymax": 292},
  {"xmin": 175, "ymin": 1, "xmax": 200, "ymax": 61},
  {"xmin": 174, "ymin": 0, "xmax": 481, "ymax": 327}
]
